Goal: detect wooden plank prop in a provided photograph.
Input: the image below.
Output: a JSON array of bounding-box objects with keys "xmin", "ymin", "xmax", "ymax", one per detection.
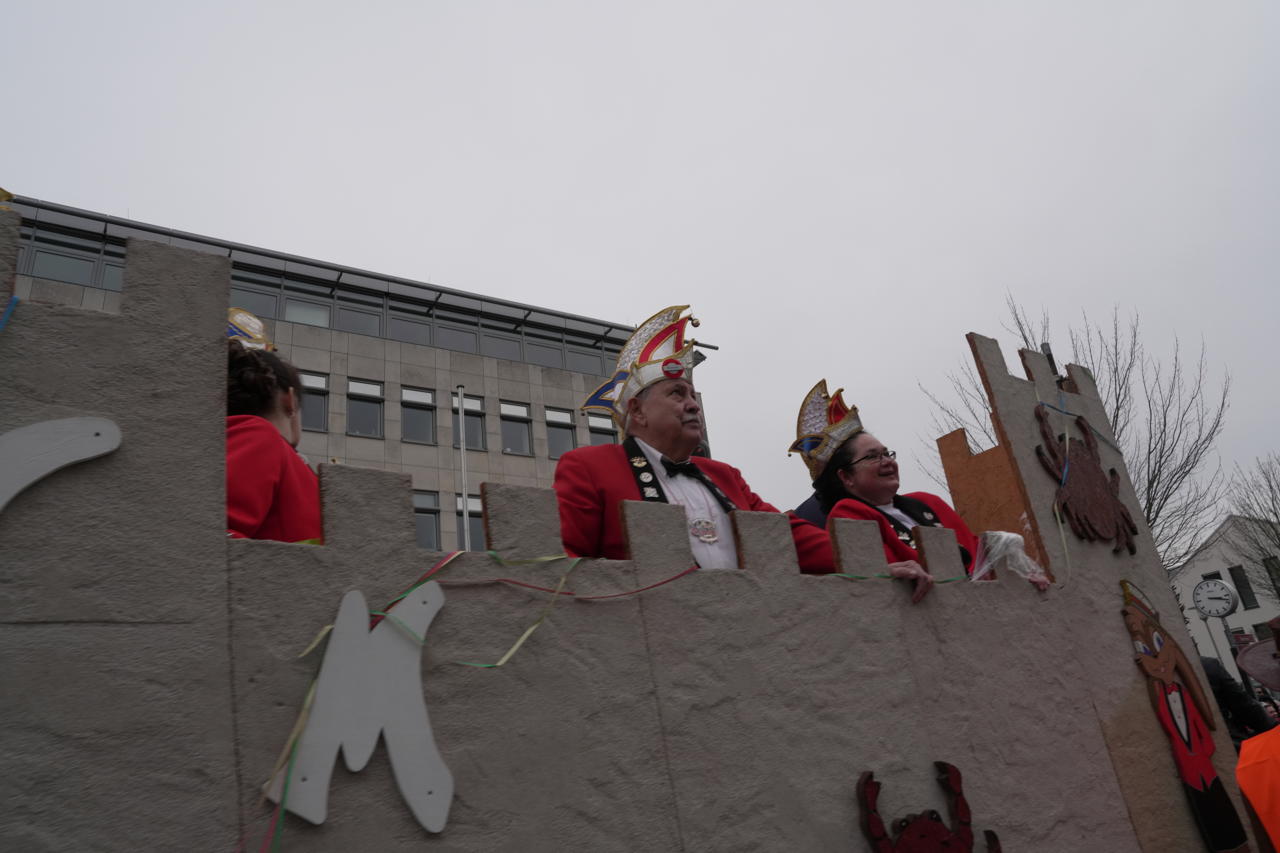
[{"xmin": 1120, "ymin": 581, "xmax": 1250, "ymax": 853}]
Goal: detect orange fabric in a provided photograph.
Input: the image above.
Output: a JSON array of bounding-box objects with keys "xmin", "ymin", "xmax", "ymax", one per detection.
[{"xmin": 1239, "ymin": 727, "xmax": 1280, "ymax": 847}]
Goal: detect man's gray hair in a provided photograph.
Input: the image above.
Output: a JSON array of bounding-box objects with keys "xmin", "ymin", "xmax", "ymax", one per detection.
[{"xmin": 622, "ymin": 384, "xmax": 655, "ymax": 433}]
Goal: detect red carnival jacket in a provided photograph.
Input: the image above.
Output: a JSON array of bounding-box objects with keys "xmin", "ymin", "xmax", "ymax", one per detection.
[
  {"xmin": 827, "ymin": 491, "xmax": 978, "ymax": 570},
  {"xmin": 226, "ymin": 415, "xmax": 323, "ymax": 543},
  {"xmin": 553, "ymin": 443, "xmax": 835, "ymax": 573}
]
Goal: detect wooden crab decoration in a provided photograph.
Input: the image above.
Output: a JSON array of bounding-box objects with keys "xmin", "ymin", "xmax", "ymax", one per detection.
[
  {"xmin": 856, "ymin": 761, "xmax": 1001, "ymax": 852},
  {"xmin": 1034, "ymin": 406, "xmax": 1138, "ymax": 555}
]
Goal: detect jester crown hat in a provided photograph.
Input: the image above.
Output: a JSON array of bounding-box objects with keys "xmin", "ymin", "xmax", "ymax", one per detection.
[
  {"xmin": 227, "ymin": 307, "xmax": 273, "ymax": 350},
  {"xmin": 582, "ymin": 305, "xmax": 699, "ymax": 426},
  {"xmin": 788, "ymin": 380, "xmax": 864, "ymax": 481}
]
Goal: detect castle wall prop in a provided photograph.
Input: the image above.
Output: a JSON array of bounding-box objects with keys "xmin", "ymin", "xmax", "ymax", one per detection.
[{"xmin": 0, "ymin": 209, "xmax": 1253, "ymax": 851}]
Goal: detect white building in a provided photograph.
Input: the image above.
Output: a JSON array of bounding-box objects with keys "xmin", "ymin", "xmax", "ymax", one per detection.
[{"xmin": 1171, "ymin": 515, "xmax": 1280, "ymax": 682}]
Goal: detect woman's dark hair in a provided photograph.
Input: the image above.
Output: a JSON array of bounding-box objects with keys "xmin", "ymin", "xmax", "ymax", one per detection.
[
  {"xmin": 813, "ymin": 433, "xmax": 863, "ymax": 513},
  {"xmin": 227, "ymin": 339, "xmax": 302, "ymax": 417}
]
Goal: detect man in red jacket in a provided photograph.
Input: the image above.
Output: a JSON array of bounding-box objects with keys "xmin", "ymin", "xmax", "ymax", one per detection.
[{"xmin": 553, "ymin": 305, "xmax": 834, "ymax": 573}]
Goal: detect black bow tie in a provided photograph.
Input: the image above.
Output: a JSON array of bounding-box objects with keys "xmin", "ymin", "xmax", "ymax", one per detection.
[
  {"xmin": 662, "ymin": 458, "xmax": 700, "ymax": 478},
  {"xmin": 651, "ymin": 452, "xmax": 737, "ymax": 515}
]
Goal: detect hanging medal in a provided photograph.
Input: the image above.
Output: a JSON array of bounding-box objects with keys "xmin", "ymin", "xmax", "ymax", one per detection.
[{"xmin": 689, "ymin": 517, "xmax": 719, "ymax": 544}]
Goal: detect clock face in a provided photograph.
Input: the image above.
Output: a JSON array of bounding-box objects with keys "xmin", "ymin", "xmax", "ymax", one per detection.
[{"xmin": 1192, "ymin": 579, "xmax": 1238, "ymax": 618}]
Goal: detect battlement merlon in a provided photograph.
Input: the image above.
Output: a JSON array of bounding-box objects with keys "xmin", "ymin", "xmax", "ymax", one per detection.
[
  {"xmin": 939, "ymin": 332, "xmax": 1150, "ymax": 576},
  {"xmin": 364, "ymin": 473, "xmax": 967, "ymax": 593}
]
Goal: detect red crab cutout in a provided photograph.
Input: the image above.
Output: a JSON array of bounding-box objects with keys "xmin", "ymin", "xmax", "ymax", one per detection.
[
  {"xmin": 856, "ymin": 761, "xmax": 1002, "ymax": 852},
  {"xmin": 1034, "ymin": 406, "xmax": 1137, "ymax": 555}
]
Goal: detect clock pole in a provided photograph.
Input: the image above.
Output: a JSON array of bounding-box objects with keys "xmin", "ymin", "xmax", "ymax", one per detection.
[{"xmin": 1202, "ymin": 611, "xmax": 1230, "ymax": 675}]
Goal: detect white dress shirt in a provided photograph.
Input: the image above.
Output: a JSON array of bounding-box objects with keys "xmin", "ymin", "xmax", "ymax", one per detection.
[
  {"xmin": 877, "ymin": 503, "xmax": 918, "ymax": 533},
  {"xmin": 633, "ymin": 437, "xmax": 739, "ymax": 570}
]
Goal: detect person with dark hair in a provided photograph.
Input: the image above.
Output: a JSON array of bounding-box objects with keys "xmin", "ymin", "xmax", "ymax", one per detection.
[
  {"xmin": 226, "ymin": 338, "xmax": 322, "ymax": 542},
  {"xmin": 1200, "ymin": 656, "xmax": 1275, "ymax": 751},
  {"xmin": 789, "ymin": 381, "xmax": 978, "ymax": 603}
]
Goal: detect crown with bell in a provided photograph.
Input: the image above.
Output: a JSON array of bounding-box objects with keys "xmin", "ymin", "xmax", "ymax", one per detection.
[
  {"xmin": 788, "ymin": 379, "xmax": 864, "ymax": 481},
  {"xmin": 582, "ymin": 305, "xmax": 699, "ymax": 429}
]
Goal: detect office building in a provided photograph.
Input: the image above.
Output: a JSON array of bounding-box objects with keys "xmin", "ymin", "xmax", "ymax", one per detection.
[{"xmin": 8, "ymin": 195, "xmax": 632, "ymax": 551}]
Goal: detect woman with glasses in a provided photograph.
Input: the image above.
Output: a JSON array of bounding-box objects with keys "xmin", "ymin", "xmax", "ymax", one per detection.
[{"xmin": 790, "ymin": 380, "xmax": 978, "ymax": 602}]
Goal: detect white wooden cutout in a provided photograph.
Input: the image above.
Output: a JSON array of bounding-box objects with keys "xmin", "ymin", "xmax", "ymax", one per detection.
[
  {"xmin": 0, "ymin": 417, "xmax": 122, "ymax": 515},
  {"xmin": 264, "ymin": 584, "xmax": 454, "ymax": 833}
]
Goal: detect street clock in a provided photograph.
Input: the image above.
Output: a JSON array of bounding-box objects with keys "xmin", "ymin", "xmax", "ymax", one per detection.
[{"xmin": 1191, "ymin": 578, "xmax": 1240, "ymax": 619}]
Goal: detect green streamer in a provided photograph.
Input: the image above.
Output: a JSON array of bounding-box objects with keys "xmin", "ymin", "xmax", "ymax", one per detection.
[{"xmin": 369, "ymin": 610, "xmax": 424, "ymax": 646}]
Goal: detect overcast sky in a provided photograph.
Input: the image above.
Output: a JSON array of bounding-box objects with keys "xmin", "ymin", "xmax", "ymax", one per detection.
[{"xmin": 9, "ymin": 1, "xmax": 1277, "ymax": 512}]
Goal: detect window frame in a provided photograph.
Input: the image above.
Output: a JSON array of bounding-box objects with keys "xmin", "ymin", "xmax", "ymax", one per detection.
[
  {"xmin": 346, "ymin": 378, "xmax": 385, "ymax": 440},
  {"xmin": 1228, "ymin": 564, "xmax": 1260, "ymax": 610},
  {"xmin": 454, "ymin": 493, "xmax": 485, "ymax": 552},
  {"xmin": 283, "ymin": 296, "xmax": 332, "ymax": 328},
  {"xmin": 450, "ymin": 394, "xmax": 488, "ymax": 451},
  {"xmin": 400, "ymin": 387, "xmax": 438, "ymax": 445},
  {"xmin": 412, "ymin": 490, "xmax": 441, "ymax": 551},
  {"xmin": 546, "ymin": 407, "xmax": 577, "ymax": 459},
  {"xmin": 1262, "ymin": 555, "xmax": 1280, "ymax": 600},
  {"xmin": 499, "ymin": 401, "xmax": 534, "ymax": 456},
  {"xmin": 298, "ymin": 372, "xmax": 329, "ymax": 433},
  {"xmin": 587, "ymin": 413, "xmax": 618, "ymax": 446}
]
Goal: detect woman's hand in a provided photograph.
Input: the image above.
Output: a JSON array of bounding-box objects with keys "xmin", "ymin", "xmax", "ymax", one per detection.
[{"xmin": 887, "ymin": 560, "xmax": 934, "ymax": 604}]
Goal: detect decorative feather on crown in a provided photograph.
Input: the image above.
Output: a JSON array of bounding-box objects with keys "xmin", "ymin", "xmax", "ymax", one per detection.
[
  {"xmin": 582, "ymin": 305, "xmax": 699, "ymax": 429},
  {"xmin": 788, "ymin": 380, "xmax": 864, "ymax": 481}
]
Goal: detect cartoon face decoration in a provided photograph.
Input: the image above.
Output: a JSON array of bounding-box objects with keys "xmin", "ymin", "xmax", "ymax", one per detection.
[
  {"xmin": 1123, "ymin": 605, "xmax": 1177, "ymax": 684},
  {"xmin": 1117, "ymin": 580, "xmax": 1248, "ymax": 852}
]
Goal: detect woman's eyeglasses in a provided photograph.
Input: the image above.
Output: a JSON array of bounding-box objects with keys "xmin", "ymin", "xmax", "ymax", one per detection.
[{"xmin": 848, "ymin": 449, "xmax": 896, "ymax": 467}]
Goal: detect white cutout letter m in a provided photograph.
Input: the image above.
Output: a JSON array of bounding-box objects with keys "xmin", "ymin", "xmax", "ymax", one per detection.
[{"xmin": 265, "ymin": 584, "xmax": 453, "ymax": 833}]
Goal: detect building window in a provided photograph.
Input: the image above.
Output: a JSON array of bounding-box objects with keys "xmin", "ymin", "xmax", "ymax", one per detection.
[
  {"xmin": 451, "ymin": 394, "xmax": 487, "ymax": 450},
  {"xmin": 284, "ymin": 299, "xmax": 331, "ymax": 328},
  {"xmin": 32, "ymin": 250, "xmax": 95, "ymax": 286},
  {"xmin": 347, "ymin": 379, "xmax": 384, "ymax": 439},
  {"xmin": 336, "ymin": 306, "xmax": 381, "ymax": 337},
  {"xmin": 588, "ymin": 413, "xmax": 617, "ymax": 446},
  {"xmin": 231, "ymin": 288, "xmax": 278, "ymax": 320},
  {"xmin": 546, "ymin": 407, "xmax": 576, "ymax": 458},
  {"xmin": 401, "ymin": 387, "xmax": 436, "ymax": 444},
  {"xmin": 1228, "ymin": 565, "xmax": 1260, "ymax": 610},
  {"xmin": 413, "ymin": 491, "xmax": 440, "ymax": 550},
  {"xmin": 299, "ymin": 373, "xmax": 328, "ymax": 432},
  {"xmin": 1255, "ymin": 622, "xmax": 1275, "ymax": 642},
  {"xmin": 1263, "ymin": 556, "xmax": 1280, "ymax": 600},
  {"xmin": 455, "ymin": 494, "xmax": 484, "ymax": 551},
  {"xmin": 388, "ymin": 316, "xmax": 431, "ymax": 346},
  {"xmin": 500, "ymin": 401, "xmax": 533, "ymax": 455}
]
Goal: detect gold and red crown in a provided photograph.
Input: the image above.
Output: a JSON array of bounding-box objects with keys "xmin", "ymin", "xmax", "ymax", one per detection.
[
  {"xmin": 788, "ymin": 380, "xmax": 864, "ymax": 481},
  {"xmin": 582, "ymin": 305, "xmax": 699, "ymax": 429},
  {"xmin": 227, "ymin": 307, "xmax": 274, "ymax": 350}
]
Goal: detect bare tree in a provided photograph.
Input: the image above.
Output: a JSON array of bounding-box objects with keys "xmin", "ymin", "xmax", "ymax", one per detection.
[
  {"xmin": 1228, "ymin": 455, "xmax": 1280, "ymax": 573},
  {"xmin": 921, "ymin": 296, "xmax": 1230, "ymax": 571}
]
